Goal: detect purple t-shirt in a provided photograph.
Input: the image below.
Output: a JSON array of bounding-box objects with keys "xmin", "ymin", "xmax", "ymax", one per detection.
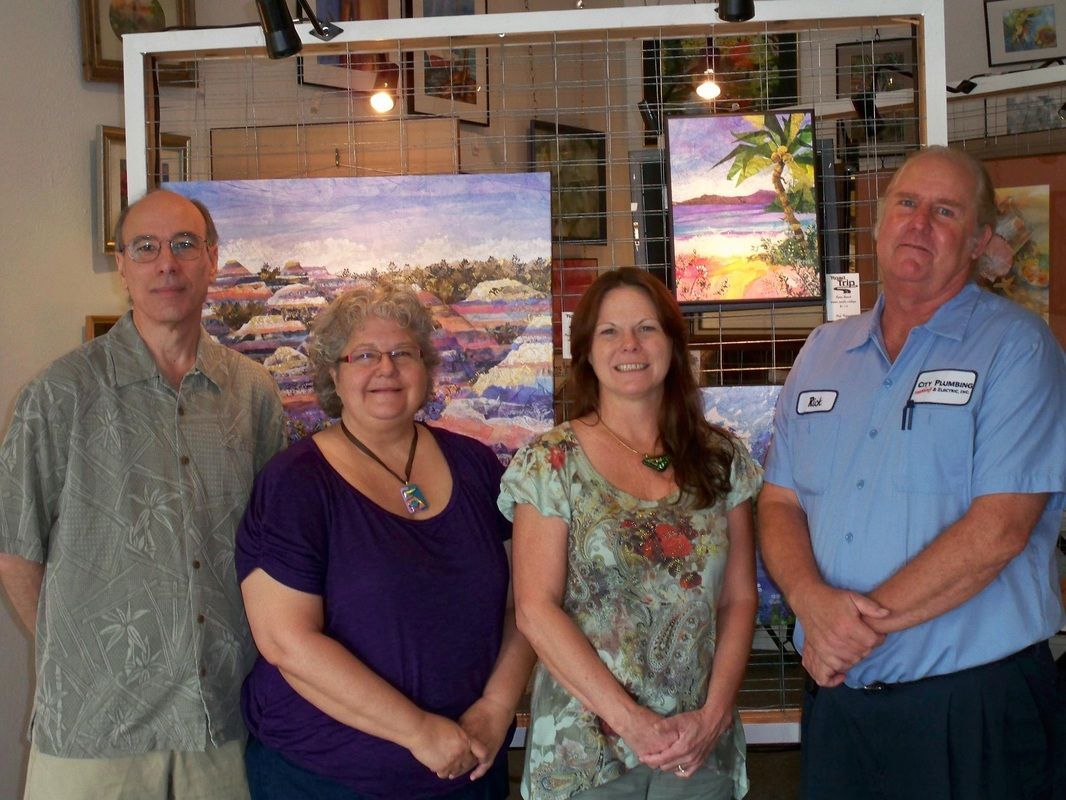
[{"xmin": 236, "ymin": 426, "xmax": 512, "ymax": 799}]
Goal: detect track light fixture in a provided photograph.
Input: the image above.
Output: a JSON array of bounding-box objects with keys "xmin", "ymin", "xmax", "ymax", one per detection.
[
  {"xmin": 254, "ymin": 0, "xmax": 342, "ymax": 60},
  {"xmin": 718, "ymin": 0, "xmax": 755, "ymax": 23}
]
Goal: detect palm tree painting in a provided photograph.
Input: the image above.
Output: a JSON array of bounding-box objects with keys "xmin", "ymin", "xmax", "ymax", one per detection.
[{"xmin": 667, "ymin": 112, "xmax": 822, "ymax": 303}]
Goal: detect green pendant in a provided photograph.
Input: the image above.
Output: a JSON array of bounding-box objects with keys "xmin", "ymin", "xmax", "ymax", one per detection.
[{"xmin": 642, "ymin": 454, "xmax": 671, "ymax": 472}]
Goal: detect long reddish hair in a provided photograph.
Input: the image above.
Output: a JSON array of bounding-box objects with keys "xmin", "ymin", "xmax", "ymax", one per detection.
[{"xmin": 567, "ymin": 267, "xmax": 734, "ymax": 507}]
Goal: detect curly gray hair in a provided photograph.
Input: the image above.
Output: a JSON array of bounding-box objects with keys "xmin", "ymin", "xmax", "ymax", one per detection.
[{"xmin": 308, "ymin": 282, "xmax": 441, "ymax": 418}]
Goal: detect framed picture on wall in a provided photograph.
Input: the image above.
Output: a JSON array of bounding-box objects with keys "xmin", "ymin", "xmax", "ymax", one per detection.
[
  {"xmin": 529, "ymin": 121, "xmax": 608, "ymax": 244},
  {"xmin": 835, "ymin": 38, "xmax": 919, "ymax": 159},
  {"xmin": 79, "ymin": 0, "xmax": 195, "ymax": 83},
  {"xmin": 405, "ymin": 0, "xmax": 489, "ymax": 126},
  {"xmin": 835, "ymin": 38, "xmax": 916, "ymax": 98},
  {"xmin": 985, "ymin": 0, "xmax": 1066, "ymax": 66},
  {"xmin": 977, "ymin": 154, "xmax": 1066, "ymax": 330},
  {"xmin": 298, "ymin": 0, "xmax": 402, "ymax": 92},
  {"xmin": 99, "ymin": 126, "xmax": 190, "ymax": 254},
  {"xmin": 666, "ymin": 111, "xmax": 822, "ymax": 306}
]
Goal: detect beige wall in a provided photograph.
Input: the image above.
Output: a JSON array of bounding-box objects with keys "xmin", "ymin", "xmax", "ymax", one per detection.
[
  {"xmin": 0, "ymin": 3, "xmax": 123, "ymax": 794},
  {"xmin": 0, "ymin": 0, "xmax": 994, "ymax": 796},
  {"xmin": 0, "ymin": 2, "xmax": 258, "ymax": 795}
]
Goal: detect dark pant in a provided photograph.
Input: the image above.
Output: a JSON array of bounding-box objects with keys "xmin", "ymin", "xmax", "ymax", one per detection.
[
  {"xmin": 245, "ymin": 737, "xmax": 510, "ymax": 800},
  {"xmin": 800, "ymin": 642, "xmax": 1066, "ymax": 800}
]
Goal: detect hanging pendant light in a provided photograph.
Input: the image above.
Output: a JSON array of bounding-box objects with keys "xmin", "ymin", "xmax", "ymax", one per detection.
[{"xmin": 696, "ymin": 68, "xmax": 721, "ymax": 100}]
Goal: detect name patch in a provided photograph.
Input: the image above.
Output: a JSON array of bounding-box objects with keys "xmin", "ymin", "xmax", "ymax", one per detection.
[
  {"xmin": 797, "ymin": 390, "xmax": 837, "ymax": 414},
  {"xmin": 909, "ymin": 369, "xmax": 977, "ymax": 406}
]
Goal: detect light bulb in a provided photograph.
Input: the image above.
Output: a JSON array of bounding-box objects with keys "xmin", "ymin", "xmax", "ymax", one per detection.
[
  {"xmin": 370, "ymin": 89, "xmax": 395, "ymax": 113},
  {"xmin": 696, "ymin": 69, "xmax": 721, "ymax": 100}
]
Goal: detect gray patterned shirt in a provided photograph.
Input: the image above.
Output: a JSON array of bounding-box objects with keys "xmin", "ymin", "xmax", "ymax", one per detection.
[{"xmin": 0, "ymin": 312, "xmax": 285, "ymax": 757}]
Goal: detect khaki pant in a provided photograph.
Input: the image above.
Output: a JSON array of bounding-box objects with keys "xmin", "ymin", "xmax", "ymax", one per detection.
[
  {"xmin": 571, "ymin": 764, "xmax": 735, "ymax": 800},
  {"xmin": 24, "ymin": 740, "xmax": 250, "ymax": 800}
]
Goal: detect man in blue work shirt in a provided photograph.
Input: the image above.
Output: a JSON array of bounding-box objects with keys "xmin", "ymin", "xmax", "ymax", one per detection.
[{"xmin": 760, "ymin": 146, "xmax": 1065, "ymax": 799}]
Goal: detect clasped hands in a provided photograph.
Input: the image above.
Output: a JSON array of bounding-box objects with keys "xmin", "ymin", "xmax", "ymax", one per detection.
[
  {"xmin": 409, "ymin": 696, "xmax": 513, "ymax": 782},
  {"xmin": 617, "ymin": 703, "xmax": 734, "ymax": 780},
  {"xmin": 793, "ymin": 583, "xmax": 890, "ymax": 687}
]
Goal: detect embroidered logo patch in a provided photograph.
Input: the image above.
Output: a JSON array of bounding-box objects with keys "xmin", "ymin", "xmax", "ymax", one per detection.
[
  {"xmin": 909, "ymin": 369, "xmax": 977, "ymax": 406},
  {"xmin": 796, "ymin": 390, "xmax": 837, "ymax": 414}
]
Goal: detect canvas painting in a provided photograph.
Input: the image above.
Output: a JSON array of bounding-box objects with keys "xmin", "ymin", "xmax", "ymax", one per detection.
[
  {"xmin": 976, "ymin": 184, "xmax": 1050, "ymax": 320},
  {"xmin": 167, "ymin": 174, "xmax": 554, "ymax": 462},
  {"xmin": 700, "ymin": 385, "xmax": 791, "ymax": 625},
  {"xmin": 668, "ymin": 112, "xmax": 821, "ymax": 304}
]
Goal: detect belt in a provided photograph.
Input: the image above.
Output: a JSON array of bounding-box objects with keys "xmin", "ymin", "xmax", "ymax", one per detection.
[{"xmin": 859, "ymin": 641, "xmax": 1046, "ymax": 693}]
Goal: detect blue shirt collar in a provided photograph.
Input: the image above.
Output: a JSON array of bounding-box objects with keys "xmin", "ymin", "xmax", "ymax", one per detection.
[{"xmin": 844, "ymin": 282, "xmax": 982, "ymax": 353}]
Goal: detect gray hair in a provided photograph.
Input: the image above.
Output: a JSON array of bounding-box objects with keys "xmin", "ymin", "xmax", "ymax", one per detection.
[
  {"xmin": 874, "ymin": 145, "xmax": 997, "ymax": 240},
  {"xmin": 308, "ymin": 282, "xmax": 441, "ymax": 418},
  {"xmin": 113, "ymin": 189, "xmax": 219, "ymax": 250}
]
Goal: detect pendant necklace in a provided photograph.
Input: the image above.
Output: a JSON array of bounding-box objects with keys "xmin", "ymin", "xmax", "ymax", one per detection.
[
  {"xmin": 596, "ymin": 418, "xmax": 671, "ymax": 472},
  {"xmin": 339, "ymin": 421, "xmax": 429, "ymax": 514}
]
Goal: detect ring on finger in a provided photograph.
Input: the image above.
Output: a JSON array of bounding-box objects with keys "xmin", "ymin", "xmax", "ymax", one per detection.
[{"xmin": 675, "ymin": 764, "xmax": 686, "ymax": 775}]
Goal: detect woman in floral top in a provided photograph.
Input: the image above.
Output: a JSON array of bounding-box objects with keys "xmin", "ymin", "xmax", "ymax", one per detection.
[{"xmin": 499, "ymin": 268, "xmax": 760, "ymax": 800}]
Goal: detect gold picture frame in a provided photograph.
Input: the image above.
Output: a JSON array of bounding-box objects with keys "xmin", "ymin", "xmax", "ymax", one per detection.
[
  {"xmin": 79, "ymin": 0, "xmax": 195, "ymax": 83},
  {"xmin": 99, "ymin": 125, "xmax": 191, "ymax": 254}
]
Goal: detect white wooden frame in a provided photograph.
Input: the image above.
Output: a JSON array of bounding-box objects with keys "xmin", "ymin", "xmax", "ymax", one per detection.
[
  {"xmin": 122, "ymin": 1, "xmax": 949, "ymax": 199},
  {"xmin": 119, "ymin": 3, "xmax": 950, "ymax": 743}
]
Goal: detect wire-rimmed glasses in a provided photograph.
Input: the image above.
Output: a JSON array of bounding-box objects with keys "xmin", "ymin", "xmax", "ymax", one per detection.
[
  {"xmin": 337, "ymin": 347, "xmax": 423, "ymax": 368},
  {"xmin": 117, "ymin": 233, "xmax": 207, "ymax": 263}
]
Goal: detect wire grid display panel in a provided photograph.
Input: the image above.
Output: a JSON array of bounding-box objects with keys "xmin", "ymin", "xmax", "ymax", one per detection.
[
  {"xmin": 950, "ymin": 85, "xmax": 1066, "ymax": 157},
  {"xmin": 148, "ymin": 14, "xmax": 927, "ymax": 720},
  {"xmin": 151, "ymin": 15, "xmax": 920, "ymax": 331}
]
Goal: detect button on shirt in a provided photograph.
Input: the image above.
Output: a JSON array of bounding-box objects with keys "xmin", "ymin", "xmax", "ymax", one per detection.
[
  {"xmin": 0, "ymin": 313, "xmax": 285, "ymax": 757},
  {"xmin": 765, "ymin": 284, "xmax": 1066, "ymax": 687}
]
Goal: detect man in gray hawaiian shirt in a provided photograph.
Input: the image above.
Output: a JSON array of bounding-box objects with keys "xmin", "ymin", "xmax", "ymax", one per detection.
[{"xmin": 0, "ymin": 190, "xmax": 285, "ymax": 799}]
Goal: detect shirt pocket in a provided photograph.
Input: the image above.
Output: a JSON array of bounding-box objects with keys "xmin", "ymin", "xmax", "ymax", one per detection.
[
  {"xmin": 791, "ymin": 415, "xmax": 840, "ymax": 495},
  {"xmin": 894, "ymin": 406, "xmax": 974, "ymax": 494},
  {"xmin": 218, "ymin": 426, "xmax": 257, "ymax": 501}
]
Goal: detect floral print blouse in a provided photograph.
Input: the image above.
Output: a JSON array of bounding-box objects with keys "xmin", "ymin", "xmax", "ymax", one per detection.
[{"xmin": 498, "ymin": 422, "xmax": 762, "ymax": 800}]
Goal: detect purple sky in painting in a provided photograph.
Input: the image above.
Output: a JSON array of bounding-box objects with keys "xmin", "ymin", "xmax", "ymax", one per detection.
[
  {"xmin": 167, "ymin": 173, "xmax": 551, "ymax": 273},
  {"xmin": 667, "ymin": 114, "xmax": 770, "ymax": 203}
]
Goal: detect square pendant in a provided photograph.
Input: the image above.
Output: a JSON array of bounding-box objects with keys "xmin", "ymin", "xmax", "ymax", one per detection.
[{"xmin": 401, "ymin": 483, "xmax": 429, "ymax": 514}]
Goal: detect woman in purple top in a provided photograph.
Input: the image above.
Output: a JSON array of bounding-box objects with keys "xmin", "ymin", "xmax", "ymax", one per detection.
[{"xmin": 236, "ymin": 283, "xmax": 535, "ymax": 800}]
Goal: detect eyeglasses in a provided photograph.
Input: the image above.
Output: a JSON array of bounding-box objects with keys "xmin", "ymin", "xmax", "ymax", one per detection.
[
  {"xmin": 338, "ymin": 347, "xmax": 422, "ymax": 367},
  {"xmin": 118, "ymin": 233, "xmax": 208, "ymax": 263}
]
